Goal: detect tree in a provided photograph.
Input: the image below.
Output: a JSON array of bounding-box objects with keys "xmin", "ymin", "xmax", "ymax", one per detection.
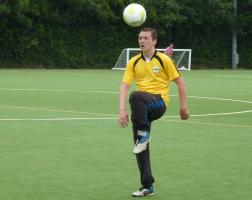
[{"xmin": 0, "ymin": 0, "xmax": 251, "ymax": 68}]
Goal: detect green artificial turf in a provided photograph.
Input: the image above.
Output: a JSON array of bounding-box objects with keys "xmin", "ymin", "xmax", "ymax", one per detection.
[{"xmin": 0, "ymin": 69, "xmax": 251, "ymax": 200}]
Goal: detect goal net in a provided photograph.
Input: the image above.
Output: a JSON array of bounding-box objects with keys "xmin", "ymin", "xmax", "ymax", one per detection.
[{"xmin": 112, "ymin": 48, "xmax": 192, "ymax": 71}]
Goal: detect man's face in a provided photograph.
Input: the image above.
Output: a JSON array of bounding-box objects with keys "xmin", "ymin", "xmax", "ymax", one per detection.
[{"xmin": 138, "ymin": 31, "xmax": 156, "ymax": 52}]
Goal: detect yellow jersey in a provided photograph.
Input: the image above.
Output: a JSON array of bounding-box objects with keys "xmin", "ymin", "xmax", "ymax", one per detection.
[{"xmin": 122, "ymin": 51, "xmax": 181, "ymax": 105}]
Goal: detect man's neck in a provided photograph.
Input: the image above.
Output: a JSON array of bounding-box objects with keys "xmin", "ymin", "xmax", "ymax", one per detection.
[{"xmin": 142, "ymin": 48, "xmax": 156, "ymax": 60}]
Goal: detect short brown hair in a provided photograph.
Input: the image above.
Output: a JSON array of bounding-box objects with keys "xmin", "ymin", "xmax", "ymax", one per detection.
[{"xmin": 141, "ymin": 28, "xmax": 158, "ymax": 40}]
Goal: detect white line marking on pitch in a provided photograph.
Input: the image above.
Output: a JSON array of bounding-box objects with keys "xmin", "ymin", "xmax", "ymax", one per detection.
[
  {"xmin": 0, "ymin": 105, "xmax": 117, "ymax": 117},
  {"xmin": 0, "ymin": 88, "xmax": 119, "ymax": 94},
  {"xmin": 0, "ymin": 107, "xmax": 251, "ymax": 121},
  {"xmin": 163, "ymin": 109, "xmax": 252, "ymax": 118},
  {"xmin": 160, "ymin": 119, "xmax": 252, "ymax": 128},
  {"xmin": 1, "ymin": 104, "xmax": 251, "ymax": 119},
  {"xmin": 171, "ymin": 95, "xmax": 252, "ymax": 104},
  {"xmin": 188, "ymin": 95, "xmax": 252, "ymax": 104},
  {"xmin": 0, "ymin": 117, "xmax": 117, "ymax": 121},
  {"xmin": 0, "ymin": 89, "xmax": 252, "ymax": 121},
  {"xmin": 212, "ymin": 74, "xmax": 252, "ymax": 79},
  {"xmin": 0, "ymin": 87, "xmax": 251, "ymax": 104},
  {"xmin": 0, "ymin": 117, "xmax": 251, "ymax": 129}
]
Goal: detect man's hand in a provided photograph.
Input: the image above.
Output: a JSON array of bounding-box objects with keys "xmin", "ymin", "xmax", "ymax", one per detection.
[
  {"xmin": 118, "ymin": 109, "xmax": 129, "ymax": 128},
  {"xmin": 180, "ymin": 108, "xmax": 189, "ymax": 120}
]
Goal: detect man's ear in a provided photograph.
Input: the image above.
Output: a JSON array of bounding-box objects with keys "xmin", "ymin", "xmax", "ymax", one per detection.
[{"xmin": 153, "ymin": 39, "xmax": 157, "ymax": 46}]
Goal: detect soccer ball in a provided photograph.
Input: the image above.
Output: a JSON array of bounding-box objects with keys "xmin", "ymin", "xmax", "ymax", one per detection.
[{"xmin": 123, "ymin": 3, "xmax": 146, "ymax": 27}]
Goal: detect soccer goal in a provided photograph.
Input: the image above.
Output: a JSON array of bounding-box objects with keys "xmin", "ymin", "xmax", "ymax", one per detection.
[{"xmin": 112, "ymin": 48, "xmax": 192, "ymax": 71}]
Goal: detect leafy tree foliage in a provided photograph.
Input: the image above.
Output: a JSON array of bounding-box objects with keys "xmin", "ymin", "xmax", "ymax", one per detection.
[{"xmin": 0, "ymin": 0, "xmax": 251, "ymax": 68}]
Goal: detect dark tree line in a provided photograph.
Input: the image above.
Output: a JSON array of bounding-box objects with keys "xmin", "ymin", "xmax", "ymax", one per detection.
[{"xmin": 0, "ymin": 0, "xmax": 251, "ymax": 69}]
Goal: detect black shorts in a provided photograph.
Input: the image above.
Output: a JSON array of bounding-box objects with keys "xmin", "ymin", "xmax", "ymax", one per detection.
[{"xmin": 129, "ymin": 91, "xmax": 166, "ymax": 134}]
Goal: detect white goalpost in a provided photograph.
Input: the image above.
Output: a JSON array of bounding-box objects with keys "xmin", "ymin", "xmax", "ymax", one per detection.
[{"xmin": 112, "ymin": 48, "xmax": 192, "ymax": 71}]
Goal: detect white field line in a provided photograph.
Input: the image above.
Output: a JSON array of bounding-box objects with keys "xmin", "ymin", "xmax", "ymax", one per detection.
[
  {"xmin": 0, "ymin": 87, "xmax": 251, "ymax": 104},
  {"xmin": 0, "ymin": 89, "xmax": 252, "ymax": 121},
  {"xmin": 0, "ymin": 88, "xmax": 119, "ymax": 94},
  {"xmin": 1, "ymin": 104, "xmax": 252, "ymax": 119},
  {"xmin": 162, "ymin": 109, "xmax": 252, "ymax": 118},
  {"xmin": 0, "ymin": 116, "xmax": 251, "ymax": 129},
  {"xmin": 0, "ymin": 104, "xmax": 252, "ymax": 122},
  {"xmin": 185, "ymin": 95, "xmax": 252, "ymax": 104},
  {"xmin": 0, "ymin": 105, "xmax": 117, "ymax": 117},
  {"xmin": 0, "ymin": 117, "xmax": 117, "ymax": 121},
  {"xmin": 170, "ymin": 95, "xmax": 252, "ymax": 104},
  {"xmin": 160, "ymin": 119, "xmax": 252, "ymax": 128},
  {"xmin": 212, "ymin": 74, "xmax": 252, "ymax": 79}
]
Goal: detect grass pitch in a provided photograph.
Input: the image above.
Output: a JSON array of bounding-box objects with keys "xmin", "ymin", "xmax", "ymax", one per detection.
[{"xmin": 0, "ymin": 69, "xmax": 251, "ymax": 200}]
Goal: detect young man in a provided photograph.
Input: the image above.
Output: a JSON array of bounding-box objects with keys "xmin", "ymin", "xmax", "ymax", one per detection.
[{"xmin": 118, "ymin": 28, "xmax": 189, "ymax": 197}]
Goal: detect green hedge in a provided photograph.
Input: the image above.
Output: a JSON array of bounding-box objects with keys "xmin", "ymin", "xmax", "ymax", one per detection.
[{"xmin": 0, "ymin": 0, "xmax": 251, "ymax": 69}]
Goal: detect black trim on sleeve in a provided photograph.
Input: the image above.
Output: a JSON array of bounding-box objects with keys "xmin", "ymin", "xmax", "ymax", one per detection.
[
  {"xmin": 175, "ymin": 66, "xmax": 181, "ymax": 76},
  {"xmin": 154, "ymin": 51, "xmax": 181, "ymax": 76},
  {"xmin": 133, "ymin": 55, "xmax": 142, "ymax": 70}
]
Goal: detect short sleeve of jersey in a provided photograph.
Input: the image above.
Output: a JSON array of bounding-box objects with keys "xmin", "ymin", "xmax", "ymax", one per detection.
[
  {"xmin": 122, "ymin": 59, "xmax": 135, "ymax": 85},
  {"xmin": 164, "ymin": 56, "xmax": 181, "ymax": 81}
]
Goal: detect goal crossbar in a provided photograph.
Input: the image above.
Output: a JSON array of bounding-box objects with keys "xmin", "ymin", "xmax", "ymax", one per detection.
[{"xmin": 112, "ymin": 48, "xmax": 192, "ymax": 71}]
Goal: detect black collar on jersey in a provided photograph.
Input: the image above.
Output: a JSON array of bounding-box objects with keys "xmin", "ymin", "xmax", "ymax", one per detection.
[
  {"xmin": 141, "ymin": 50, "xmax": 156, "ymax": 61},
  {"xmin": 133, "ymin": 50, "xmax": 164, "ymax": 70}
]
